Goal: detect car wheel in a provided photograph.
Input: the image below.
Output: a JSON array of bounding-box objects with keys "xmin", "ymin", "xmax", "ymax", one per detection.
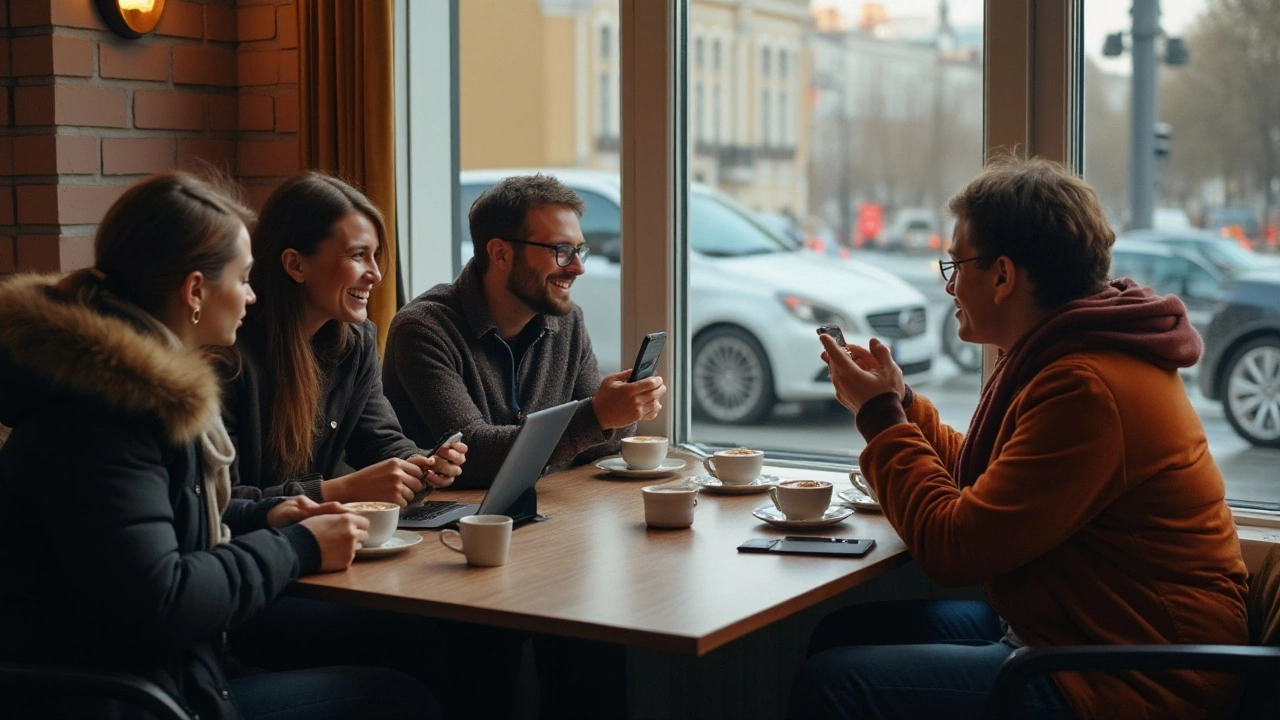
[
  {"xmin": 692, "ymin": 326, "xmax": 776, "ymax": 424},
  {"xmin": 1221, "ymin": 336, "xmax": 1280, "ymax": 448},
  {"xmin": 941, "ymin": 311, "xmax": 983, "ymax": 373}
]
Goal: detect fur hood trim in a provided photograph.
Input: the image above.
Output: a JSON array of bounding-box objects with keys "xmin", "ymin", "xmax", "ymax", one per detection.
[{"xmin": 0, "ymin": 274, "xmax": 220, "ymax": 443}]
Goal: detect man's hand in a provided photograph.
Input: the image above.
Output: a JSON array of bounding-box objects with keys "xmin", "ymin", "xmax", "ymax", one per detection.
[
  {"xmin": 322, "ymin": 457, "xmax": 427, "ymax": 506},
  {"xmin": 592, "ymin": 370, "xmax": 668, "ymax": 430},
  {"xmin": 820, "ymin": 335, "xmax": 904, "ymax": 413},
  {"xmin": 298, "ymin": 512, "xmax": 369, "ymax": 571},
  {"xmin": 406, "ymin": 440, "xmax": 468, "ymax": 490},
  {"xmin": 265, "ymin": 495, "xmax": 352, "ymax": 528}
]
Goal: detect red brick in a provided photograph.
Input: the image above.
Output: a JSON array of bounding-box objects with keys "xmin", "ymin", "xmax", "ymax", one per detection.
[
  {"xmin": 57, "ymin": 184, "xmax": 128, "ymax": 224},
  {"xmin": 238, "ymin": 50, "xmax": 279, "ymax": 86},
  {"xmin": 275, "ymin": 92, "xmax": 298, "ymax": 132},
  {"xmin": 11, "ymin": 36, "xmax": 51, "ymax": 76},
  {"xmin": 134, "ymin": 91, "xmax": 204, "ymax": 130},
  {"xmin": 10, "ymin": 135, "xmax": 96, "ymax": 176},
  {"xmin": 155, "ymin": 0, "xmax": 203, "ymax": 39},
  {"xmin": 238, "ymin": 94, "xmax": 273, "ymax": 131},
  {"xmin": 10, "ymin": 1, "xmax": 50, "ymax": 27},
  {"xmin": 16, "ymin": 234, "xmax": 95, "ymax": 273},
  {"xmin": 100, "ymin": 42, "xmax": 170, "ymax": 81},
  {"xmin": 277, "ymin": 5, "xmax": 297, "ymax": 49},
  {"xmin": 13, "ymin": 86, "xmax": 54, "ymax": 126},
  {"xmin": 0, "ymin": 138, "xmax": 10, "ymax": 175},
  {"xmin": 0, "ymin": 39, "xmax": 10, "ymax": 76},
  {"xmin": 50, "ymin": 2, "xmax": 106, "ymax": 31},
  {"xmin": 208, "ymin": 94, "xmax": 238, "ymax": 131},
  {"xmin": 236, "ymin": 139, "xmax": 296, "ymax": 177},
  {"xmin": 0, "ymin": 87, "xmax": 8, "ymax": 126},
  {"xmin": 176, "ymin": 138, "xmax": 235, "ymax": 173},
  {"xmin": 278, "ymin": 49, "xmax": 297, "ymax": 84},
  {"xmin": 0, "ymin": 187, "xmax": 12, "ymax": 225},
  {"xmin": 15, "ymin": 86, "xmax": 127, "ymax": 128},
  {"xmin": 55, "ymin": 135, "xmax": 100, "ymax": 175},
  {"xmin": 15, "ymin": 185, "xmax": 58, "ymax": 224},
  {"xmin": 0, "ymin": 0, "xmax": 8, "ymax": 29},
  {"xmin": 243, "ymin": 183, "xmax": 276, "ymax": 212},
  {"xmin": 0, "ymin": 237, "xmax": 15, "ymax": 275},
  {"xmin": 103, "ymin": 137, "xmax": 174, "ymax": 175},
  {"xmin": 238, "ymin": 4, "xmax": 275, "ymax": 42},
  {"xmin": 206, "ymin": 4, "xmax": 238, "ymax": 42},
  {"xmin": 172, "ymin": 46, "xmax": 236, "ymax": 86}
]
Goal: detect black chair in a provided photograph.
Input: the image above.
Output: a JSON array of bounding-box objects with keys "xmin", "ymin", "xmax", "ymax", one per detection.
[{"xmin": 0, "ymin": 663, "xmax": 191, "ymax": 720}]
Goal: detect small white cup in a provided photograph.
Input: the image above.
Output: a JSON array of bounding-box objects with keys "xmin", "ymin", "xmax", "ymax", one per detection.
[
  {"xmin": 703, "ymin": 448, "xmax": 764, "ymax": 485},
  {"xmin": 641, "ymin": 485, "xmax": 699, "ymax": 529},
  {"xmin": 769, "ymin": 480, "xmax": 833, "ymax": 521},
  {"xmin": 343, "ymin": 501, "xmax": 400, "ymax": 548},
  {"xmin": 620, "ymin": 436, "xmax": 669, "ymax": 470},
  {"xmin": 849, "ymin": 469, "xmax": 878, "ymax": 502},
  {"xmin": 440, "ymin": 514, "xmax": 513, "ymax": 566}
]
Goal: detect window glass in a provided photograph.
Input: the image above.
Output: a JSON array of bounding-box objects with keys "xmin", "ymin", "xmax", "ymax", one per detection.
[{"xmin": 1085, "ymin": 0, "xmax": 1280, "ymax": 503}]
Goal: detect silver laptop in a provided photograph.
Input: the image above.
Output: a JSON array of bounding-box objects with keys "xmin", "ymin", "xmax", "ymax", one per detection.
[{"xmin": 397, "ymin": 401, "xmax": 578, "ymax": 530}]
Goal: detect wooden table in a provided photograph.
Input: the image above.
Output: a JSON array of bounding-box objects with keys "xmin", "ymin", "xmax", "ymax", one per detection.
[{"xmin": 291, "ymin": 453, "xmax": 909, "ymax": 656}]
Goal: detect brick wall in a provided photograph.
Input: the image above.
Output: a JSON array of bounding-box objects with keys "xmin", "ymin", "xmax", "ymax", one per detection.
[{"xmin": 0, "ymin": 0, "xmax": 300, "ymax": 274}]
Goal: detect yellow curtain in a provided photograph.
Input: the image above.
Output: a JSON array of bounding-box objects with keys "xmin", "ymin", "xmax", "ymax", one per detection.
[{"xmin": 297, "ymin": 0, "xmax": 398, "ymax": 356}]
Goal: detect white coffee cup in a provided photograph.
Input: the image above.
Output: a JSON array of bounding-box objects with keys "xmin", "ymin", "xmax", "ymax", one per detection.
[
  {"xmin": 769, "ymin": 480, "xmax": 833, "ymax": 521},
  {"xmin": 849, "ymin": 469, "xmax": 878, "ymax": 502},
  {"xmin": 440, "ymin": 514, "xmax": 512, "ymax": 566},
  {"xmin": 620, "ymin": 435, "xmax": 669, "ymax": 470},
  {"xmin": 343, "ymin": 501, "xmax": 400, "ymax": 548},
  {"xmin": 641, "ymin": 485, "xmax": 698, "ymax": 529},
  {"xmin": 703, "ymin": 448, "xmax": 764, "ymax": 485}
]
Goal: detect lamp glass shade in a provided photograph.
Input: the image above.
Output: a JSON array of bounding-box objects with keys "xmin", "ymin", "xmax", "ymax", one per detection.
[{"xmin": 95, "ymin": 0, "xmax": 166, "ymax": 39}]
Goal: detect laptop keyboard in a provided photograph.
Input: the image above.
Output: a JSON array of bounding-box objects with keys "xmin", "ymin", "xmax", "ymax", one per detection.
[{"xmin": 401, "ymin": 501, "xmax": 463, "ymax": 522}]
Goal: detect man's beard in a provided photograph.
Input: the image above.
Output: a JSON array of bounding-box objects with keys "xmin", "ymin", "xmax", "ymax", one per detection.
[{"xmin": 507, "ymin": 254, "xmax": 573, "ymax": 316}]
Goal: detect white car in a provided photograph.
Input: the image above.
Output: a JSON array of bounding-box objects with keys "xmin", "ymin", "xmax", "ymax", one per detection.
[{"xmin": 458, "ymin": 169, "xmax": 933, "ymax": 424}]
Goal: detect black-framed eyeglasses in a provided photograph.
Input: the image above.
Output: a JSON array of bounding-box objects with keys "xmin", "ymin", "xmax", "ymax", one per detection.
[
  {"xmin": 502, "ymin": 238, "xmax": 589, "ymax": 267},
  {"xmin": 939, "ymin": 255, "xmax": 997, "ymax": 283}
]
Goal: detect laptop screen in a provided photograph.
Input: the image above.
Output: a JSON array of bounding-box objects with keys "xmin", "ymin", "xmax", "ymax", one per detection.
[{"xmin": 475, "ymin": 400, "xmax": 578, "ymax": 516}]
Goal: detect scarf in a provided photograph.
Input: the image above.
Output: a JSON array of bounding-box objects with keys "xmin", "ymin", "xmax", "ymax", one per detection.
[{"xmin": 953, "ymin": 278, "xmax": 1202, "ymax": 488}]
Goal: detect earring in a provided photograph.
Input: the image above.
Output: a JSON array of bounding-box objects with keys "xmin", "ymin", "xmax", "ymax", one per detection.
[{"xmin": 191, "ymin": 306, "xmax": 201, "ymax": 325}]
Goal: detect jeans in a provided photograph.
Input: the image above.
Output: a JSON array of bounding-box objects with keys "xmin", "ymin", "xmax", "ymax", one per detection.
[
  {"xmin": 232, "ymin": 665, "xmax": 439, "ymax": 720},
  {"xmin": 789, "ymin": 600, "xmax": 1075, "ymax": 720}
]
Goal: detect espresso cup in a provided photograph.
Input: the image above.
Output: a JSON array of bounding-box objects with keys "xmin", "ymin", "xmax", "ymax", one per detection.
[
  {"xmin": 620, "ymin": 435, "xmax": 669, "ymax": 470},
  {"xmin": 703, "ymin": 448, "xmax": 764, "ymax": 485},
  {"xmin": 849, "ymin": 469, "xmax": 878, "ymax": 502},
  {"xmin": 641, "ymin": 485, "xmax": 698, "ymax": 529},
  {"xmin": 440, "ymin": 514, "xmax": 512, "ymax": 567},
  {"xmin": 769, "ymin": 480, "xmax": 833, "ymax": 521},
  {"xmin": 343, "ymin": 501, "xmax": 400, "ymax": 548}
]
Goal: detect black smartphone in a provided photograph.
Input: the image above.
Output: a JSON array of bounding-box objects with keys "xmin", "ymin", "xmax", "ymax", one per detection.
[
  {"xmin": 816, "ymin": 324, "xmax": 846, "ymax": 347},
  {"xmin": 627, "ymin": 331, "xmax": 667, "ymax": 382},
  {"xmin": 737, "ymin": 537, "xmax": 875, "ymax": 558},
  {"xmin": 411, "ymin": 429, "xmax": 463, "ymax": 504}
]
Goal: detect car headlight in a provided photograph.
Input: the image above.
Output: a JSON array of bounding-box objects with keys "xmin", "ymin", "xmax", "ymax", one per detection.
[{"xmin": 777, "ymin": 293, "xmax": 858, "ymax": 331}]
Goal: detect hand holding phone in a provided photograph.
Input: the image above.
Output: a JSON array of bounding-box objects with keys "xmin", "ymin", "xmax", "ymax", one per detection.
[
  {"xmin": 411, "ymin": 429, "xmax": 463, "ymax": 504},
  {"xmin": 628, "ymin": 331, "xmax": 667, "ymax": 382},
  {"xmin": 817, "ymin": 324, "xmax": 846, "ymax": 347}
]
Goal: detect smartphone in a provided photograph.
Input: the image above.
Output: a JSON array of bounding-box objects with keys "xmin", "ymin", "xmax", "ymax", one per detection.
[
  {"xmin": 627, "ymin": 331, "xmax": 667, "ymax": 382},
  {"xmin": 737, "ymin": 536, "xmax": 875, "ymax": 558},
  {"xmin": 816, "ymin": 324, "xmax": 846, "ymax": 347},
  {"xmin": 410, "ymin": 429, "xmax": 463, "ymax": 504}
]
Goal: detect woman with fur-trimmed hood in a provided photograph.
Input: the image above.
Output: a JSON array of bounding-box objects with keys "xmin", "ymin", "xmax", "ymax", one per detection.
[{"xmin": 0, "ymin": 173, "xmax": 439, "ymax": 720}]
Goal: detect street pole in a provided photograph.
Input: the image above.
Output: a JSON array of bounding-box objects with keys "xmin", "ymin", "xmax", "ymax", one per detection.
[{"xmin": 1129, "ymin": 0, "xmax": 1159, "ymax": 230}]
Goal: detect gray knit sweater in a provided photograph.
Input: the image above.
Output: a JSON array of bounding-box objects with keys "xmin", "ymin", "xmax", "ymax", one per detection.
[{"xmin": 383, "ymin": 261, "xmax": 627, "ymax": 489}]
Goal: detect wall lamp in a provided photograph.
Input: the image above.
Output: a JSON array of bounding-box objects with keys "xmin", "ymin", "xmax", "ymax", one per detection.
[{"xmin": 95, "ymin": 0, "xmax": 166, "ymax": 39}]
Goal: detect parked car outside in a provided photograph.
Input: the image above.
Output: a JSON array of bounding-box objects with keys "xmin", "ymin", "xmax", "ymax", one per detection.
[
  {"xmin": 1204, "ymin": 206, "xmax": 1261, "ymax": 247},
  {"xmin": 1197, "ymin": 270, "xmax": 1280, "ymax": 448},
  {"xmin": 1119, "ymin": 229, "xmax": 1280, "ymax": 276},
  {"xmin": 879, "ymin": 208, "xmax": 941, "ymax": 253},
  {"xmin": 1153, "ymin": 206, "xmax": 1193, "ymax": 230},
  {"xmin": 458, "ymin": 169, "xmax": 934, "ymax": 424}
]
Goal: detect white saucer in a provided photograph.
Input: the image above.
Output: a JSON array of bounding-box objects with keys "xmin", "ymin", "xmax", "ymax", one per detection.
[
  {"xmin": 356, "ymin": 530, "xmax": 422, "ymax": 558},
  {"xmin": 595, "ymin": 457, "xmax": 687, "ymax": 478},
  {"xmin": 752, "ymin": 504, "xmax": 855, "ymax": 529},
  {"xmin": 839, "ymin": 487, "xmax": 882, "ymax": 512},
  {"xmin": 688, "ymin": 474, "xmax": 782, "ymax": 494}
]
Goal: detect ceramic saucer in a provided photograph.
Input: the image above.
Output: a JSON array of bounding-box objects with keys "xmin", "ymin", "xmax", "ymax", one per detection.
[
  {"xmin": 752, "ymin": 504, "xmax": 854, "ymax": 529},
  {"xmin": 356, "ymin": 530, "xmax": 422, "ymax": 558},
  {"xmin": 595, "ymin": 457, "xmax": 687, "ymax": 478},
  {"xmin": 838, "ymin": 487, "xmax": 882, "ymax": 512},
  {"xmin": 687, "ymin": 474, "xmax": 782, "ymax": 494}
]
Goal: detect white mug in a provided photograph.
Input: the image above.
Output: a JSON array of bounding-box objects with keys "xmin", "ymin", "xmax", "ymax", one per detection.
[
  {"xmin": 620, "ymin": 436, "xmax": 669, "ymax": 470},
  {"xmin": 769, "ymin": 480, "xmax": 833, "ymax": 521},
  {"xmin": 440, "ymin": 514, "xmax": 512, "ymax": 566},
  {"xmin": 343, "ymin": 501, "xmax": 400, "ymax": 548},
  {"xmin": 641, "ymin": 485, "xmax": 698, "ymax": 529},
  {"xmin": 703, "ymin": 448, "xmax": 764, "ymax": 485},
  {"xmin": 849, "ymin": 469, "xmax": 878, "ymax": 502}
]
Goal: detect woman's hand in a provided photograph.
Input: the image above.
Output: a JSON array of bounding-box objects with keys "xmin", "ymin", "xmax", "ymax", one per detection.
[
  {"xmin": 322, "ymin": 457, "xmax": 427, "ymax": 506},
  {"xmin": 407, "ymin": 441, "xmax": 468, "ymax": 490},
  {"xmin": 298, "ymin": 512, "xmax": 369, "ymax": 571},
  {"xmin": 265, "ymin": 495, "xmax": 351, "ymax": 528},
  {"xmin": 819, "ymin": 335, "xmax": 904, "ymax": 414}
]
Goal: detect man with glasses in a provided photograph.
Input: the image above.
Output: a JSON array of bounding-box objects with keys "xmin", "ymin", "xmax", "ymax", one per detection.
[
  {"xmin": 792, "ymin": 156, "xmax": 1248, "ymax": 719},
  {"xmin": 384, "ymin": 173, "xmax": 666, "ymax": 489}
]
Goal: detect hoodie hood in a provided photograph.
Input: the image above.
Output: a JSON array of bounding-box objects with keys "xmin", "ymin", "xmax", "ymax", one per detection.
[{"xmin": 0, "ymin": 274, "xmax": 220, "ymax": 444}]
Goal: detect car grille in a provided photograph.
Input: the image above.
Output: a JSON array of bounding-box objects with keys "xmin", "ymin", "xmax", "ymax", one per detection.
[{"xmin": 867, "ymin": 307, "xmax": 927, "ymax": 338}]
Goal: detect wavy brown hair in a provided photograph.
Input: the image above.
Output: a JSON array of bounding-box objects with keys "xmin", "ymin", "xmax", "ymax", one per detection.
[{"xmin": 245, "ymin": 172, "xmax": 388, "ymax": 478}]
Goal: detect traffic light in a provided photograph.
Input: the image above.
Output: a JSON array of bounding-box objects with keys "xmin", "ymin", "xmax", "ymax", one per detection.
[{"xmin": 1154, "ymin": 122, "xmax": 1172, "ymax": 160}]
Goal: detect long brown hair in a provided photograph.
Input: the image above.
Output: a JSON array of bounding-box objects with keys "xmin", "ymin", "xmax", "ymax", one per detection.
[
  {"xmin": 247, "ymin": 172, "xmax": 388, "ymax": 478},
  {"xmin": 60, "ymin": 171, "xmax": 253, "ymax": 319}
]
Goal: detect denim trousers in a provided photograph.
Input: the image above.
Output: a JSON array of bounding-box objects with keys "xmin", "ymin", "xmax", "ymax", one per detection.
[
  {"xmin": 231, "ymin": 665, "xmax": 440, "ymax": 720},
  {"xmin": 789, "ymin": 599, "xmax": 1076, "ymax": 720}
]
